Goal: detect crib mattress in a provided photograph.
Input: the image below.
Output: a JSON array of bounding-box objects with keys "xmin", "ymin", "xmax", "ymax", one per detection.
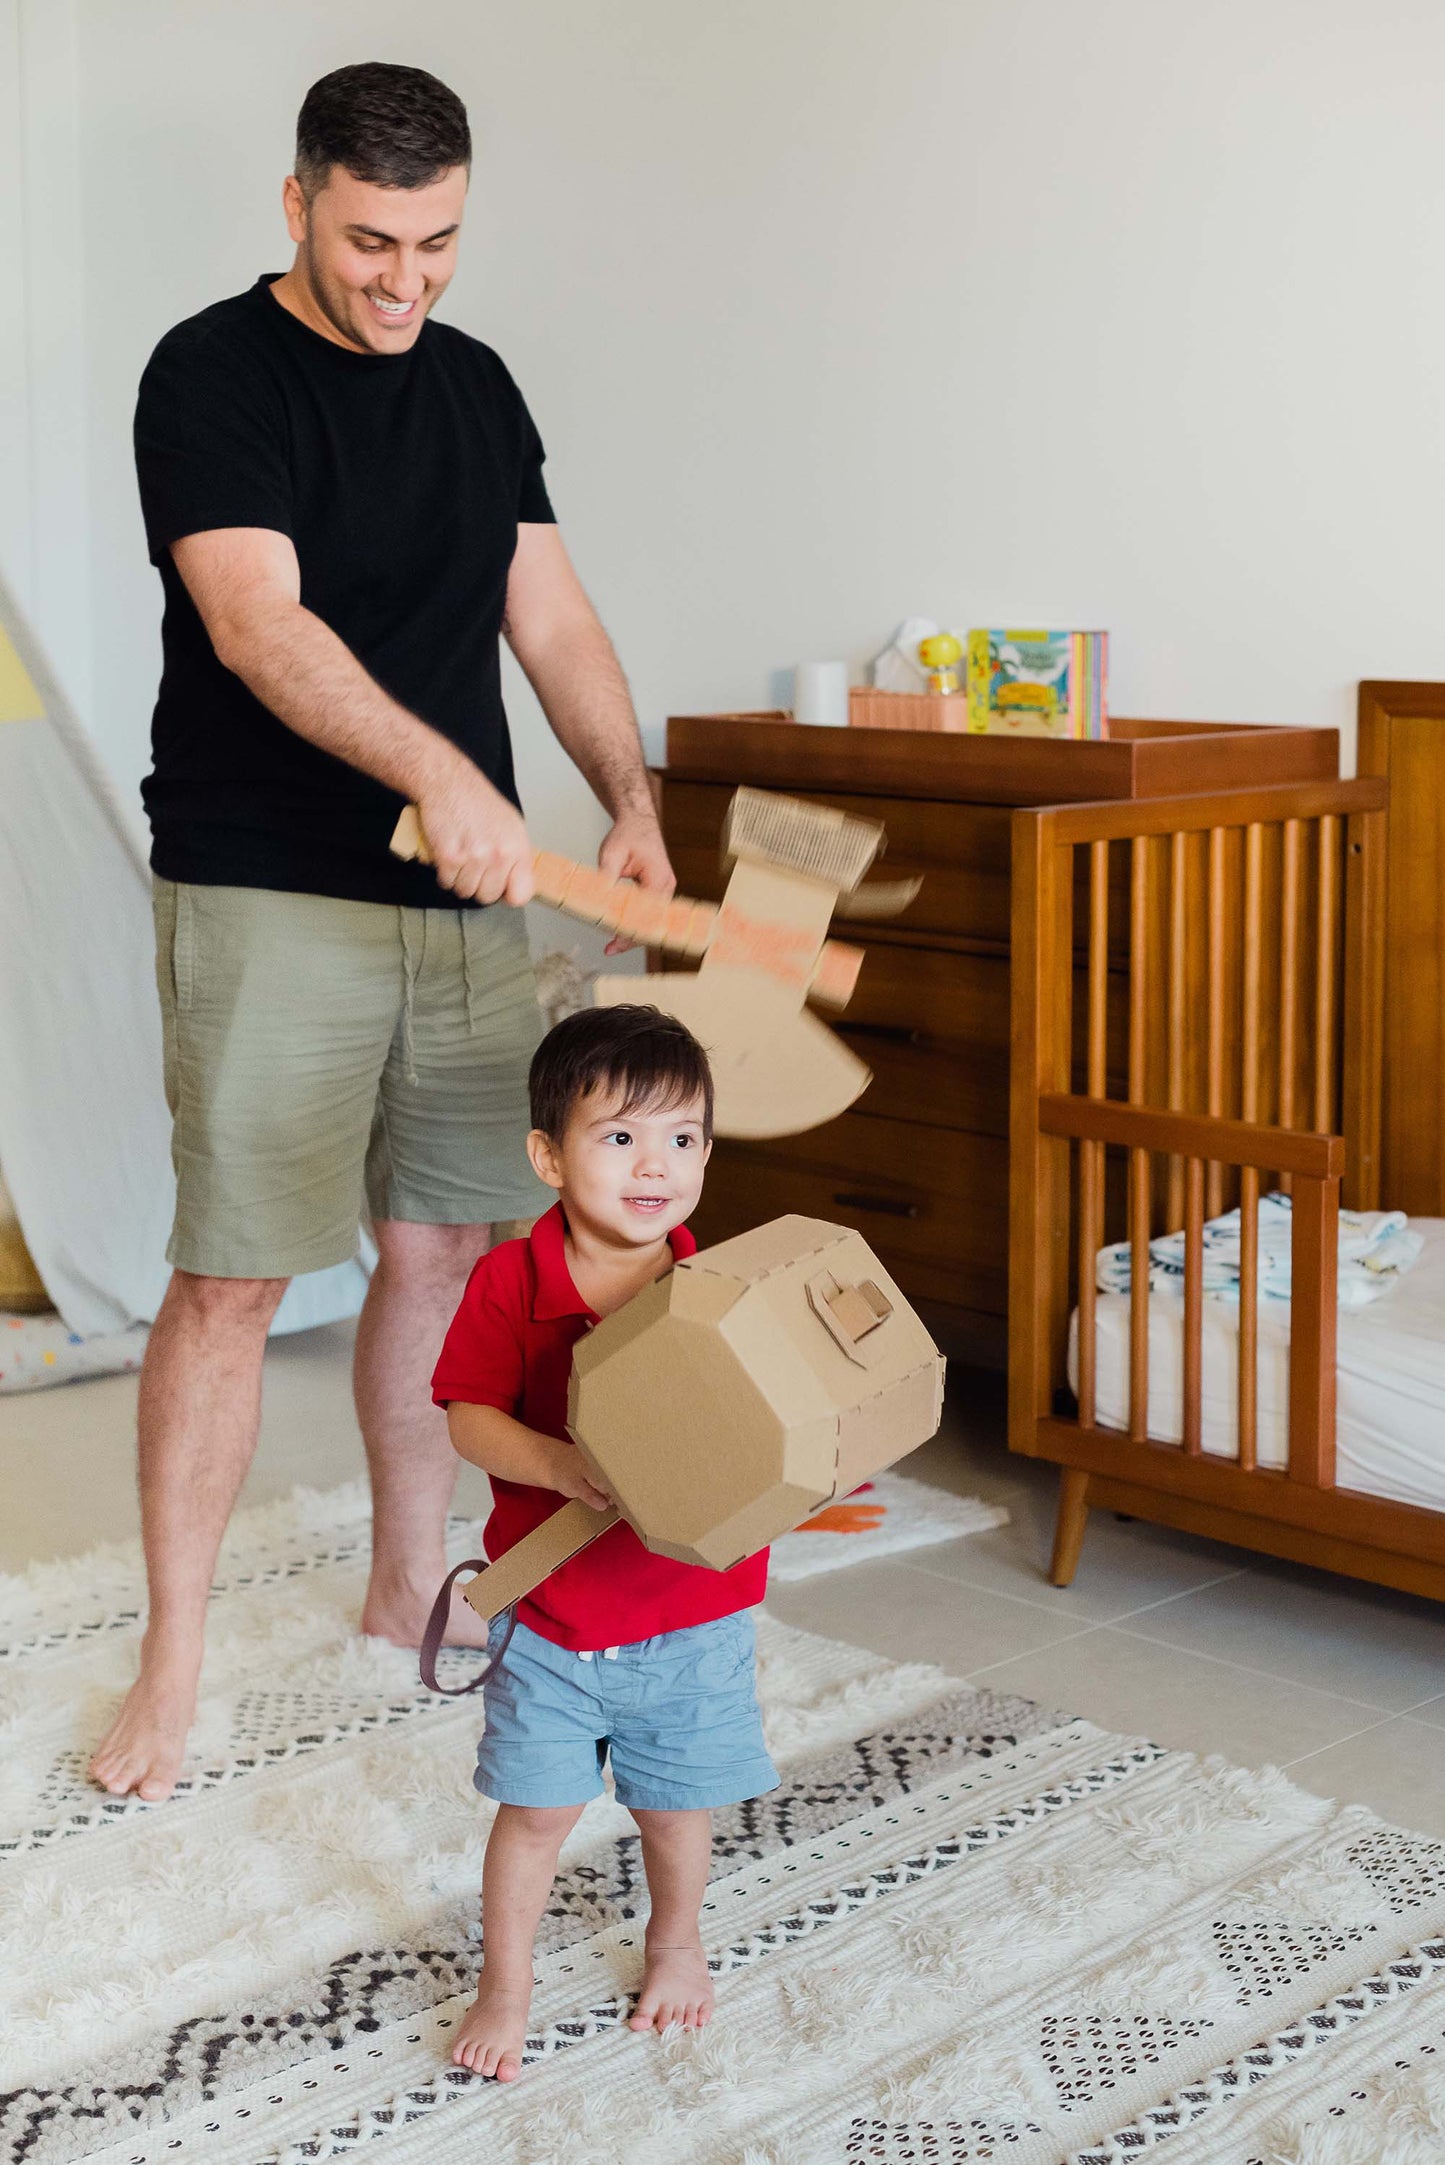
[{"xmin": 1067, "ymin": 1217, "xmax": 1445, "ymax": 1512}]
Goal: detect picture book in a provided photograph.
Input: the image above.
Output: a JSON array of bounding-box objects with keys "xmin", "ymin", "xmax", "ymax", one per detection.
[{"xmin": 965, "ymin": 629, "xmax": 1109, "ymax": 739}]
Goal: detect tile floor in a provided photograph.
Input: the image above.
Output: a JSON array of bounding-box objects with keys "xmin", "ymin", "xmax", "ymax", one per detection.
[{"xmin": 6, "ymin": 1330, "xmax": 1445, "ymax": 1837}]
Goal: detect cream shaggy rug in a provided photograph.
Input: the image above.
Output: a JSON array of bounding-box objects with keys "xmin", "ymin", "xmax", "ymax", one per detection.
[
  {"xmin": 6, "ymin": 1489, "xmax": 1445, "ymax": 2164},
  {"xmin": 769, "ymin": 1470, "xmax": 1008, "ymax": 1581}
]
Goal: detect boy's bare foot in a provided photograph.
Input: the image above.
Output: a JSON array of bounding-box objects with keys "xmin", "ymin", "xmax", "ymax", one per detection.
[
  {"xmin": 361, "ymin": 1569, "xmax": 490, "ymax": 1652},
  {"xmin": 629, "ymin": 1935, "xmax": 715, "ymax": 2032},
  {"xmin": 451, "ymin": 1973, "xmax": 532, "ymax": 2080},
  {"xmin": 87, "ymin": 1645, "xmax": 198, "ymax": 1801}
]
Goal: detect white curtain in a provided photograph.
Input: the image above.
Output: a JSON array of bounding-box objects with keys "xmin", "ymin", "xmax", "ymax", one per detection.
[{"xmin": 0, "ymin": 569, "xmax": 371, "ymax": 1338}]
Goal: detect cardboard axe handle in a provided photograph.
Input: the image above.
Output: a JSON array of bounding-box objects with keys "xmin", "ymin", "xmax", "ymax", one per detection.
[
  {"xmin": 461, "ymin": 1501, "xmax": 621, "ymax": 1623},
  {"xmin": 388, "ymin": 808, "xmax": 863, "ymax": 1009}
]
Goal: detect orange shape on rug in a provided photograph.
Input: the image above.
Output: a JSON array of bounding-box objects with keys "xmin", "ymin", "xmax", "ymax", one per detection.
[{"xmin": 796, "ymin": 1502, "xmax": 888, "ymax": 1535}]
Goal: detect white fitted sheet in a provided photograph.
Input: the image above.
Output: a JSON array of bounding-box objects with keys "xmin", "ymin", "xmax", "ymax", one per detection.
[{"xmin": 1068, "ymin": 1217, "xmax": 1445, "ymax": 1512}]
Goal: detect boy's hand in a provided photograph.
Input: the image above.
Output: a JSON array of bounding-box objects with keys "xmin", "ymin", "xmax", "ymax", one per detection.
[{"xmin": 545, "ymin": 1439, "xmax": 613, "ymax": 1512}]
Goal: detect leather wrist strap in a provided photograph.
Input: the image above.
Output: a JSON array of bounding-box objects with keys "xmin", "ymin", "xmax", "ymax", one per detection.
[{"xmin": 418, "ymin": 1557, "xmax": 518, "ymax": 1697}]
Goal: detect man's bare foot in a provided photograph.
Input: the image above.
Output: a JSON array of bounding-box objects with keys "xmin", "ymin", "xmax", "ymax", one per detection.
[
  {"xmin": 451, "ymin": 1972, "xmax": 532, "ymax": 2080},
  {"xmin": 629, "ymin": 1934, "xmax": 715, "ymax": 2032},
  {"xmin": 87, "ymin": 1650, "xmax": 197, "ymax": 1801},
  {"xmin": 361, "ymin": 1569, "xmax": 490, "ymax": 1652}
]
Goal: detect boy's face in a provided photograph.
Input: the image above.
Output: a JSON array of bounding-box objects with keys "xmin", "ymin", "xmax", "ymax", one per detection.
[{"xmin": 527, "ymin": 1087, "xmax": 711, "ymax": 1247}]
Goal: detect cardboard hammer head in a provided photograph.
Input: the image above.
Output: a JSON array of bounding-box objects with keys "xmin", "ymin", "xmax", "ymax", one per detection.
[{"xmin": 567, "ymin": 1215, "xmax": 945, "ymax": 1570}]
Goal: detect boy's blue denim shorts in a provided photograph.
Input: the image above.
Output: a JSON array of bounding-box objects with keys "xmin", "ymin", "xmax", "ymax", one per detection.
[{"xmin": 475, "ymin": 1610, "xmax": 779, "ymax": 1812}]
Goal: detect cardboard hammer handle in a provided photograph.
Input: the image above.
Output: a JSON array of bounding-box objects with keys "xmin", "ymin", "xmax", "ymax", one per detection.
[{"xmin": 461, "ymin": 1500, "xmax": 621, "ymax": 1624}]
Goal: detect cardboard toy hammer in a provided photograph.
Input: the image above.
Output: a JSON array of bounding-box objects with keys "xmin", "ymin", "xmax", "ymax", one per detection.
[
  {"xmin": 390, "ymin": 788, "xmax": 921, "ymax": 1138},
  {"xmin": 444, "ymin": 1215, "xmax": 944, "ymax": 1648}
]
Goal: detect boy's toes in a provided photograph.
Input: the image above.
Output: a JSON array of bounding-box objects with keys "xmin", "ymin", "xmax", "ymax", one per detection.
[{"xmin": 494, "ymin": 2051, "xmax": 522, "ymax": 2083}]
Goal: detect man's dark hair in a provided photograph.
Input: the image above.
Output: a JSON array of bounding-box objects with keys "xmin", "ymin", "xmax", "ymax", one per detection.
[
  {"xmin": 295, "ymin": 62, "xmax": 471, "ymax": 198},
  {"xmin": 529, "ymin": 1006, "xmax": 715, "ymax": 1143}
]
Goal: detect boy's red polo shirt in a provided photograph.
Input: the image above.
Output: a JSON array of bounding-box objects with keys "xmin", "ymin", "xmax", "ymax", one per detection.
[{"xmin": 431, "ymin": 1203, "xmax": 769, "ymax": 1652}]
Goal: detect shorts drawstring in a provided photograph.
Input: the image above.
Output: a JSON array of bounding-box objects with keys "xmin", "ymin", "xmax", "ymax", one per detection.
[
  {"xmin": 460, "ymin": 910, "xmax": 479, "ymax": 1036},
  {"xmin": 399, "ymin": 909, "xmax": 420, "ymax": 1086},
  {"xmin": 577, "ymin": 1646, "xmax": 621, "ymax": 1662}
]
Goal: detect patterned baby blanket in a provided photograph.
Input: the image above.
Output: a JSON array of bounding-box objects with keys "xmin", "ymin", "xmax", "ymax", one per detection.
[{"xmin": 1096, "ymin": 1192, "xmax": 1423, "ymax": 1308}]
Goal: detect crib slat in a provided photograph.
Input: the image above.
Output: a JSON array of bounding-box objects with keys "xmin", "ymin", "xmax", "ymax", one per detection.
[
  {"xmin": 1206, "ymin": 825, "xmax": 1226, "ymax": 1216},
  {"xmin": 1127, "ymin": 839, "xmax": 1150, "ymax": 1439},
  {"xmin": 1182, "ymin": 1154, "xmax": 1205, "ymax": 1455},
  {"xmin": 1288, "ymin": 1174, "xmax": 1338, "ymax": 1487},
  {"xmin": 1237, "ymin": 1167, "xmax": 1259, "ymax": 1473},
  {"xmin": 1279, "ymin": 818, "xmax": 1302, "ymax": 1143},
  {"xmin": 1129, "ymin": 1145, "xmax": 1150, "ymax": 1441},
  {"xmin": 1089, "ymin": 840, "xmax": 1109, "ymax": 1096},
  {"xmin": 1242, "ymin": 822, "xmax": 1263, "ymax": 1125},
  {"xmin": 1129, "ymin": 837, "xmax": 1148, "ymax": 1102},
  {"xmin": 1238, "ymin": 827, "xmax": 1264, "ymax": 1470},
  {"xmin": 1166, "ymin": 829, "xmax": 1187, "ymax": 1229},
  {"xmin": 1077, "ymin": 841, "xmax": 1109, "ymax": 1428},
  {"xmin": 1314, "ymin": 814, "xmax": 1339, "ymax": 1134}
]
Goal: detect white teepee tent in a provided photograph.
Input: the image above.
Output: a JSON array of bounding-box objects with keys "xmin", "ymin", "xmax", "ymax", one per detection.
[{"xmin": 0, "ymin": 567, "xmax": 371, "ymax": 1340}]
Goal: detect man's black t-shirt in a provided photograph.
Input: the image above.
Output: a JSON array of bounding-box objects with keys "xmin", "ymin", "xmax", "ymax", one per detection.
[{"xmin": 134, "ymin": 274, "xmax": 555, "ymax": 907}]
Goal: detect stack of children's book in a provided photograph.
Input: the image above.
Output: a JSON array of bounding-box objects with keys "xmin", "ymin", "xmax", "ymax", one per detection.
[{"xmin": 965, "ymin": 629, "xmax": 1108, "ymax": 739}]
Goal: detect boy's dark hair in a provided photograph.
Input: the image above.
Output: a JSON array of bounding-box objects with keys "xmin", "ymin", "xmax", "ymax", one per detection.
[
  {"xmin": 529, "ymin": 1006, "xmax": 714, "ymax": 1142},
  {"xmin": 295, "ymin": 63, "xmax": 471, "ymax": 199}
]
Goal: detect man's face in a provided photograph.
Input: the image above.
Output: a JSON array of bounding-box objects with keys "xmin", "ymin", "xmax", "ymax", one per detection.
[{"xmin": 281, "ymin": 163, "xmax": 468, "ymax": 354}]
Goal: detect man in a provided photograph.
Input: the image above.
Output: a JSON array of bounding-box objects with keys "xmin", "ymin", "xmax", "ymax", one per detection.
[{"xmin": 89, "ymin": 61, "xmax": 673, "ymax": 1802}]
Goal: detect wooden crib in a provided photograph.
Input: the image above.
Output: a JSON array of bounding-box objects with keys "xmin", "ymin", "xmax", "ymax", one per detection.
[{"xmin": 1004, "ymin": 770, "xmax": 1445, "ymax": 1602}]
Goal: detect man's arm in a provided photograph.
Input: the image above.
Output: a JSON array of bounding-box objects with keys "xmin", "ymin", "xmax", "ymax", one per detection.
[
  {"xmin": 170, "ymin": 526, "xmax": 535, "ymax": 905},
  {"xmin": 503, "ymin": 524, "xmax": 674, "ymax": 904}
]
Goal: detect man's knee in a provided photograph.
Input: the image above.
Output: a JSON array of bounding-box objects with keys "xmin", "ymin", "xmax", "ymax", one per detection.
[
  {"xmin": 165, "ymin": 1269, "xmax": 290, "ymax": 1330},
  {"xmin": 371, "ymin": 1219, "xmax": 491, "ymax": 1283}
]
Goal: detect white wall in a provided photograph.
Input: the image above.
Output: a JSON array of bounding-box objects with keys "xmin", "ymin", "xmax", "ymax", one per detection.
[
  {"xmin": 13, "ymin": 0, "xmax": 1445, "ymax": 856},
  {"xmin": 2, "ymin": 0, "xmax": 92, "ymax": 722}
]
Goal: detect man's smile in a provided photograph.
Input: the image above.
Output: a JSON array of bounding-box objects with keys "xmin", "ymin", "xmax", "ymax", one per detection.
[{"xmin": 366, "ymin": 292, "xmax": 418, "ymax": 325}]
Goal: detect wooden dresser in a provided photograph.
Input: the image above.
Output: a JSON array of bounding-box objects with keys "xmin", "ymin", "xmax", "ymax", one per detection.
[{"xmin": 656, "ymin": 713, "xmax": 1340, "ymax": 1364}]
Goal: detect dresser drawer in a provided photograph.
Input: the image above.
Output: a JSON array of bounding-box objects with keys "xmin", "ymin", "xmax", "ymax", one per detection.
[
  {"xmin": 689, "ymin": 1114, "xmax": 1008, "ymax": 1315},
  {"xmin": 836, "ymin": 944, "xmax": 1010, "ymax": 1134},
  {"xmin": 660, "ymin": 780, "xmax": 1013, "ymax": 945}
]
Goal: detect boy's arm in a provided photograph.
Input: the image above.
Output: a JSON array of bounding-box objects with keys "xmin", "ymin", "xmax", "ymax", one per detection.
[{"xmin": 446, "ymin": 1402, "xmax": 612, "ymax": 1512}]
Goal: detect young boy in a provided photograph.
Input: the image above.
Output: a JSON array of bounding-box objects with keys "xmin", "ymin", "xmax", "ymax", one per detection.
[{"xmin": 431, "ymin": 1004, "xmax": 777, "ymax": 2083}]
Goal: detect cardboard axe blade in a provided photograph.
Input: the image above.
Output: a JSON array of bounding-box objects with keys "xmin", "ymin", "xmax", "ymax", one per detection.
[{"xmin": 389, "ymin": 793, "xmax": 888, "ymax": 1138}]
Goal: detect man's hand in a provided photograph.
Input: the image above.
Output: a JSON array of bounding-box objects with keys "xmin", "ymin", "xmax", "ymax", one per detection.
[
  {"xmin": 544, "ymin": 1438, "xmax": 614, "ymax": 1512},
  {"xmin": 598, "ymin": 809, "xmax": 676, "ymax": 955},
  {"xmin": 415, "ymin": 757, "xmax": 536, "ymax": 906}
]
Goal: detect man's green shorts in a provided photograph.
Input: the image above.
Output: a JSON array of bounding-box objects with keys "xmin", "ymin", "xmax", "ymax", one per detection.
[{"xmin": 154, "ymin": 879, "xmax": 548, "ymax": 1279}]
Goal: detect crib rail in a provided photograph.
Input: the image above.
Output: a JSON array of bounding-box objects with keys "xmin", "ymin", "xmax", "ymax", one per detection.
[{"xmin": 1010, "ymin": 776, "xmax": 1386, "ymax": 1503}]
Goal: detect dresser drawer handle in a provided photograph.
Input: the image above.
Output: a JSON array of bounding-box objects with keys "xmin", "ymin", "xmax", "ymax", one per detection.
[
  {"xmin": 832, "ymin": 1190, "xmax": 919, "ymax": 1220},
  {"xmin": 837, "ymin": 1023, "xmax": 923, "ymax": 1048}
]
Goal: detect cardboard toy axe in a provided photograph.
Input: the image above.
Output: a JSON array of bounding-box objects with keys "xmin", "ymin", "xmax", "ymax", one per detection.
[
  {"xmin": 420, "ymin": 1215, "xmax": 945, "ymax": 1690},
  {"xmin": 389, "ymin": 788, "xmax": 921, "ymax": 1138}
]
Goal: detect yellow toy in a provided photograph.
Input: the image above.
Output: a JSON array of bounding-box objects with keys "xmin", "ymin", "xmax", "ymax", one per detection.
[{"xmin": 918, "ymin": 631, "xmax": 963, "ymax": 695}]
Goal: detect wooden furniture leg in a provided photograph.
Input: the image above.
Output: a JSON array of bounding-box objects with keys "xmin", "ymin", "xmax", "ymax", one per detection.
[{"xmin": 1049, "ymin": 1468, "xmax": 1092, "ymax": 1585}]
